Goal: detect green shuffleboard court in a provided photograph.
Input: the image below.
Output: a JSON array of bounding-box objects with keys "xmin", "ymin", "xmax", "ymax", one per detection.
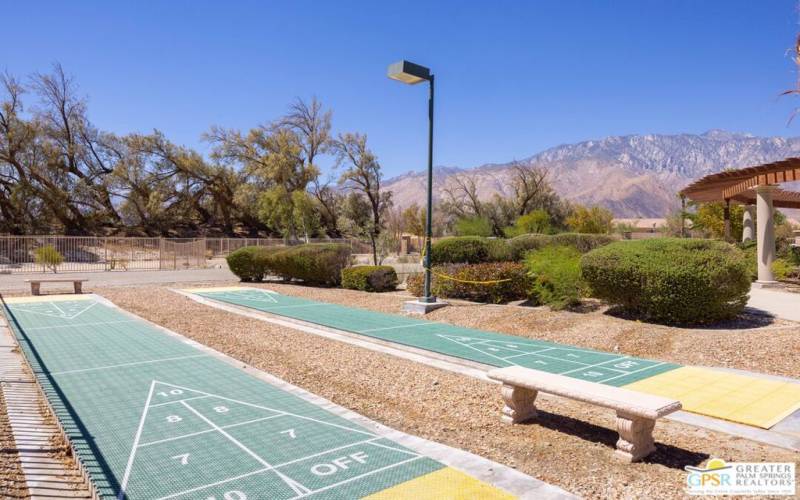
[
  {"xmin": 1, "ymin": 294, "xmax": 514, "ymax": 499},
  {"xmin": 190, "ymin": 287, "xmax": 679, "ymax": 387}
]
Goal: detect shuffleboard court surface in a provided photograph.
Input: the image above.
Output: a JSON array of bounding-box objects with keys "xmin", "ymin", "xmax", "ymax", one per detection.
[
  {"xmin": 188, "ymin": 287, "xmax": 678, "ymax": 387},
  {"xmin": 1, "ymin": 294, "xmax": 514, "ymax": 499},
  {"xmin": 187, "ymin": 287, "xmax": 800, "ymax": 430}
]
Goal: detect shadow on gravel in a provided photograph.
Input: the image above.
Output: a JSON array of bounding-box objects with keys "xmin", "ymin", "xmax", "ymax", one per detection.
[
  {"xmin": 522, "ymin": 410, "xmax": 709, "ymax": 470},
  {"xmin": 604, "ymin": 306, "xmax": 777, "ymax": 330}
]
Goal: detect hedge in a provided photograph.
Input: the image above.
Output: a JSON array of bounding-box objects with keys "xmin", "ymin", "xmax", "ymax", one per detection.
[
  {"xmin": 268, "ymin": 243, "xmax": 351, "ymax": 286},
  {"xmin": 341, "ymin": 265, "xmax": 398, "ymax": 292},
  {"xmin": 581, "ymin": 239, "xmax": 750, "ymax": 324},
  {"xmin": 407, "ymin": 262, "xmax": 533, "ymax": 304},
  {"xmin": 526, "ymin": 245, "xmax": 585, "ymax": 310},
  {"xmin": 430, "ymin": 236, "xmax": 491, "ymax": 265},
  {"xmin": 226, "ymin": 246, "xmax": 276, "ymax": 282},
  {"xmin": 508, "ymin": 233, "xmax": 615, "ymax": 261}
]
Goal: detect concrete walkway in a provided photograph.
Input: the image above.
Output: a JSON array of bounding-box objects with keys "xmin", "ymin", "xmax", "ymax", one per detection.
[
  {"xmin": 0, "ymin": 266, "xmax": 237, "ymax": 293},
  {"xmin": 747, "ymin": 286, "xmax": 800, "ymax": 322}
]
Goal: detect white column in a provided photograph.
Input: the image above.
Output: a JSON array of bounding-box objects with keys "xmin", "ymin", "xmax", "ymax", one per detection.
[
  {"xmin": 741, "ymin": 205, "xmax": 755, "ymax": 243},
  {"xmin": 756, "ymin": 185, "xmax": 777, "ymax": 284}
]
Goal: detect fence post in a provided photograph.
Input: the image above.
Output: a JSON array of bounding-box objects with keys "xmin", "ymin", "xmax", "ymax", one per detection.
[{"xmin": 158, "ymin": 238, "xmax": 163, "ymax": 270}]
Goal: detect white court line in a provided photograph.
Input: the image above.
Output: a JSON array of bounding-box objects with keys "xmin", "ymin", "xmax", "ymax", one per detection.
[
  {"xmin": 117, "ymin": 381, "xmax": 156, "ymax": 500},
  {"xmin": 50, "ymin": 354, "xmax": 208, "ymax": 376},
  {"xmin": 260, "ymin": 303, "xmax": 330, "ymax": 311},
  {"xmin": 289, "ymin": 456, "xmax": 424, "ymax": 499},
  {"xmin": 556, "ymin": 358, "xmax": 632, "ymax": 377},
  {"xmin": 148, "ymin": 395, "xmax": 211, "ymax": 408},
  {"xmin": 272, "ymin": 436, "xmax": 385, "ymax": 469},
  {"xmin": 598, "ymin": 362, "xmax": 670, "ymax": 384},
  {"xmin": 438, "ymin": 335, "xmax": 520, "ymax": 367},
  {"xmin": 155, "ymin": 381, "xmax": 376, "ymax": 438},
  {"xmin": 458, "ymin": 335, "xmax": 625, "ymax": 356},
  {"xmin": 138, "ymin": 414, "xmax": 285, "ymax": 447},
  {"xmin": 358, "ymin": 323, "xmax": 432, "ymax": 333},
  {"xmin": 365, "ymin": 439, "xmax": 421, "ymax": 457},
  {"xmin": 25, "ymin": 319, "xmax": 139, "ymax": 331},
  {"xmin": 506, "ymin": 350, "xmax": 625, "ymax": 373},
  {"xmin": 70, "ymin": 300, "xmax": 98, "ymax": 319},
  {"xmin": 502, "ymin": 347, "xmax": 557, "ymax": 359},
  {"xmin": 182, "ymin": 401, "xmax": 310, "ymax": 496},
  {"xmin": 157, "ymin": 467, "xmax": 272, "ymax": 500}
]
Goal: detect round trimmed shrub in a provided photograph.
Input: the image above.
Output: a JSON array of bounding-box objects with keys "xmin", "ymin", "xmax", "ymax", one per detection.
[
  {"xmin": 581, "ymin": 239, "xmax": 751, "ymax": 324},
  {"xmin": 226, "ymin": 246, "xmax": 275, "ymax": 282},
  {"xmin": 341, "ymin": 265, "xmax": 398, "ymax": 292},
  {"xmin": 430, "ymin": 236, "xmax": 490, "ymax": 265},
  {"xmin": 430, "ymin": 236, "xmax": 511, "ymax": 264}
]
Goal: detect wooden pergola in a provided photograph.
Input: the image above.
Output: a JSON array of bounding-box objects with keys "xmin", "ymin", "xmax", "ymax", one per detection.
[{"xmin": 680, "ymin": 157, "xmax": 800, "ymax": 285}]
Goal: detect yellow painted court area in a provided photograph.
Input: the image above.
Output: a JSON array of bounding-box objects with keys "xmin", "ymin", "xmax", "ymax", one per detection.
[
  {"xmin": 625, "ymin": 366, "xmax": 800, "ymax": 429},
  {"xmin": 363, "ymin": 467, "xmax": 515, "ymax": 500},
  {"xmin": 2, "ymin": 294, "xmax": 93, "ymax": 304}
]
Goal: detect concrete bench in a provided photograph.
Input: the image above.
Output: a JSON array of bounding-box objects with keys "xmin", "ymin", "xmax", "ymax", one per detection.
[
  {"xmin": 25, "ymin": 279, "xmax": 88, "ymax": 296},
  {"xmin": 487, "ymin": 366, "xmax": 682, "ymax": 462}
]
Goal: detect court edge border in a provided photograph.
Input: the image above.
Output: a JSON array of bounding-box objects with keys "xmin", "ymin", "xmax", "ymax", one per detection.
[
  {"xmin": 0, "ymin": 298, "xmax": 102, "ymax": 500},
  {"xmin": 99, "ymin": 293, "xmax": 575, "ymax": 500},
  {"xmin": 176, "ymin": 289, "xmax": 800, "ymax": 453}
]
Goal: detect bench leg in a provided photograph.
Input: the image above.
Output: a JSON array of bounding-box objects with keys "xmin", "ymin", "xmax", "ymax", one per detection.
[
  {"xmin": 74, "ymin": 282, "xmax": 82, "ymax": 294},
  {"xmin": 500, "ymin": 384, "xmax": 538, "ymax": 424},
  {"xmin": 614, "ymin": 411, "xmax": 656, "ymax": 462},
  {"xmin": 30, "ymin": 283, "xmax": 40, "ymax": 296}
]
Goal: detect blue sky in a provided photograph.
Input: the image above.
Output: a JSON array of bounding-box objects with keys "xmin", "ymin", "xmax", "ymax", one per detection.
[{"xmin": 3, "ymin": 1, "xmax": 799, "ymax": 178}]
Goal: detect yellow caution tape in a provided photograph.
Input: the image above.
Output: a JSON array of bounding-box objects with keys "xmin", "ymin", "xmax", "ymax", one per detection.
[{"xmin": 419, "ymin": 237, "xmax": 514, "ymax": 285}]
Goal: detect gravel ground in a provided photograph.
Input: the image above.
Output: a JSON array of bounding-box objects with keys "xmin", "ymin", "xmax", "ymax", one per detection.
[{"xmin": 93, "ymin": 283, "xmax": 799, "ymax": 500}]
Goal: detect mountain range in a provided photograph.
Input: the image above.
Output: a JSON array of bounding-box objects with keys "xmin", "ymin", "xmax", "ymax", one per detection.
[{"xmin": 382, "ymin": 130, "xmax": 800, "ymax": 217}]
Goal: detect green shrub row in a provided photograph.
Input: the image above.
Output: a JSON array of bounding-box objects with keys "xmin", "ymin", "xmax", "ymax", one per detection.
[
  {"xmin": 226, "ymin": 244, "xmax": 351, "ymax": 286},
  {"xmin": 407, "ymin": 262, "xmax": 533, "ymax": 304},
  {"xmin": 341, "ymin": 265, "xmax": 398, "ymax": 292},
  {"xmin": 429, "ymin": 233, "xmax": 615, "ymax": 265},
  {"xmin": 226, "ymin": 246, "xmax": 278, "ymax": 282},
  {"xmin": 581, "ymin": 239, "xmax": 751, "ymax": 324},
  {"xmin": 508, "ymin": 233, "xmax": 616, "ymax": 260}
]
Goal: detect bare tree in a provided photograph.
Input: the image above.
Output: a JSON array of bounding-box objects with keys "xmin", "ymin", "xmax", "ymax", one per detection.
[{"xmin": 334, "ymin": 133, "xmax": 391, "ymax": 264}]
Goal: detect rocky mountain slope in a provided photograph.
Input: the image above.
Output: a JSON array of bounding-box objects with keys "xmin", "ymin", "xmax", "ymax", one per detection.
[{"xmin": 384, "ymin": 130, "xmax": 800, "ymax": 217}]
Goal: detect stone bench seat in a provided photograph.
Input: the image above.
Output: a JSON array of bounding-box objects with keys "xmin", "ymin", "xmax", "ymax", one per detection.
[
  {"xmin": 24, "ymin": 279, "xmax": 88, "ymax": 296},
  {"xmin": 487, "ymin": 366, "xmax": 682, "ymax": 462}
]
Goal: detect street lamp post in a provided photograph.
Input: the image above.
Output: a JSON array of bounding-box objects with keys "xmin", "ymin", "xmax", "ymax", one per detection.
[{"xmin": 388, "ymin": 60, "xmax": 446, "ymax": 314}]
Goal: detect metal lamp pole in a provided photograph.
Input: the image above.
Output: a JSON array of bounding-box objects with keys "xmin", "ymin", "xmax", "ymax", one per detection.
[
  {"xmin": 422, "ymin": 73, "xmax": 435, "ymax": 302},
  {"xmin": 388, "ymin": 60, "xmax": 442, "ymax": 310}
]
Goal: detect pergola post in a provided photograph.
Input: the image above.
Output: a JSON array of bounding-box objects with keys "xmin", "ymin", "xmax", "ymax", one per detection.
[
  {"xmin": 723, "ymin": 199, "xmax": 731, "ymax": 242},
  {"xmin": 741, "ymin": 205, "xmax": 755, "ymax": 243},
  {"xmin": 755, "ymin": 185, "xmax": 777, "ymax": 285},
  {"xmin": 680, "ymin": 195, "xmax": 687, "ymax": 238}
]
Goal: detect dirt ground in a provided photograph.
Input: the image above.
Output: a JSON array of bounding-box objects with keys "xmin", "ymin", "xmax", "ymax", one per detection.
[
  {"xmin": 89, "ymin": 282, "xmax": 799, "ymax": 500},
  {"xmin": 0, "ymin": 386, "xmax": 28, "ymax": 498}
]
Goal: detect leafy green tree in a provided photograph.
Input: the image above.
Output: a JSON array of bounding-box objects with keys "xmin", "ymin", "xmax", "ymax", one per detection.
[
  {"xmin": 505, "ymin": 209, "xmax": 552, "ymax": 237},
  {"xmin": 34, "ymin": 245, "xmax": 63, "ymax": 273},
  {"xmin": 402, "ymin": 203, "xmax": 426, "ymax": 245},
  {"xmin": 565, "ymin": 205, "xmax": 614, "ymax": 234},
  {"xmin": 454, "ymin": 216, "xmax": 493, "ymax": 237},
  {"xmin": 689, "ymin": 202, "xmax": 744, "ymax": 241}
]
